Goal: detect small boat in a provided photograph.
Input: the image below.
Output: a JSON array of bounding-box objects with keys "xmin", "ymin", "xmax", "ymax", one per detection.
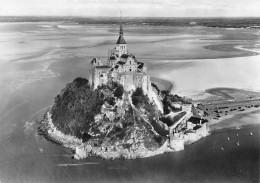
[
  {"xmin": 220, "ymin": 147, "xmax": 224, "ymax": 151},
  {"xmin": 227, "ymin": 137, "xmax": 230, "ymax": 141},
  {"xmin": 236, "ymin": 134, "xmax": 239, "ymax": 137},
  {"xmin": 250, "ymin": 132, "xmax": 253, "ymax": 136},
  {"xmin": 236, "ymin": 141, "xmax": 240, "ymax": 146}
]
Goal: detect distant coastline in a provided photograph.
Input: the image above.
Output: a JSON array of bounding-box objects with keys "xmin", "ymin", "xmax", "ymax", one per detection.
[{"xmin": 1, "ymin": 16, "xmax": 260, "ymax": 29}]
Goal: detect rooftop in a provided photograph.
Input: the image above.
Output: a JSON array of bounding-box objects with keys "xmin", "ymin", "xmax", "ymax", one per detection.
[
  {"xmin": 117, "ymin": 61, "xmax": 126, "ymax": 65},
  {"xmin": 121, "ymin": 54, "xmax": 129, "ymax": 59},
  {"xmin": 118, "ymin": 72, "xmax": 146, "ymax": 77},
  {"xmin": 116, "ymin": 35, "xmax": 126, "ymax": 44},
  {"xmin": 110, "ymin": 56, "xmax": 116, "ymax": 60},
  {"xmin": 188, "ymin": 116, "xmax": 207, "ymax": 124},
  {"xmin": 96, "ymin": 65, "xmax": 111, "ymax": 69},
  {"xmin": 137, "ymin": 65, "xmax": 144, "ymax": 69}
]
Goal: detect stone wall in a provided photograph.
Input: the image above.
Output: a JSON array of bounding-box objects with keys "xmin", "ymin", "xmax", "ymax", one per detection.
[
  {"xmin": 169, "ymin": 135, "xmax": 184, "ymax": 151},
  {"xmin": 195, "ymin": 123, "xmax": 208, "ymax": 137}
]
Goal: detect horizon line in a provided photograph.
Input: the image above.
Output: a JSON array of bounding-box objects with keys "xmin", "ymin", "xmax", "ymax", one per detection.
[{"xmin": 1, "ymin": 15, "xmax": 260, "ymax": 19}]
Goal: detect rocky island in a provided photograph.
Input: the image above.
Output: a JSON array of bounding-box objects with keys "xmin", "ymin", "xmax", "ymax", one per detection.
[{"xmin": 39, "ymin": 21, "xmax": 209, "ymax": 160}]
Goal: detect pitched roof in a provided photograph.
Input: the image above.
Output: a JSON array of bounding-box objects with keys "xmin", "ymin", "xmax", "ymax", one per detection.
[
  {"xmin": 188, "ymin": 116, "xmax": 206, "ymax": 124},
  {"xmin": 121, "ymin": 54, "xmax": 129, "ymax": 59},
  {"xmin": 129, "ymin": 54, "xmax": 136, "ymax": 59},
  {"xmin": 116, "ymin": 35, "xmax": 126, "ymax": 44},
  {"xmin": 110, "ymin": 56, "xmax": 116, "ymax": 60},
  {"xmin": 117, "ymin": 61, "xmax": 126, "ymax": 65},
  {"xmin": 96, "ymin": 66, "xmax": 111, "ymax": 69},
  {"xmin": 137, "ymin": 64, "xmax": 144, "ymax": 69}
]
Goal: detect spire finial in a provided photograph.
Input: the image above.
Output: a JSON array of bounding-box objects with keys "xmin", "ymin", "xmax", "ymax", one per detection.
[
  {"xmin": 120, "ymin": 11, "xmax": 122, "ymax": 22},
  {"xmin": 119, "ymin": 11, "xmax": 123, "ymax": 36},
  {"xmin": 116, "ymin": 11, "xmax": 126, "ymax": 44}
]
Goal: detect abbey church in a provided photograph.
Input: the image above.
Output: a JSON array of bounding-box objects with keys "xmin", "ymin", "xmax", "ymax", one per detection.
[{"xmin": 90, "ymin": 19, "xmax": 153, "ymax": 98}]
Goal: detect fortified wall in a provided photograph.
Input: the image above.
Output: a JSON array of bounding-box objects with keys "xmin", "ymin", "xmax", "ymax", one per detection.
[{"xmin": 167, "ymin": 105, "xmax": 209, "ymax": 151}]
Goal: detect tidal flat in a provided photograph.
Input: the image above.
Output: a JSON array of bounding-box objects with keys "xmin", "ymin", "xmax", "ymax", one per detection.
[{"xmin": 0, "ymin": 22, "xmax": 259, "ymax": 183}]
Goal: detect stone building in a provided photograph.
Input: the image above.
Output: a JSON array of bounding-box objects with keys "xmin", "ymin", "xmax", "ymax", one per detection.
[{"xmin": 90, "ymin": 18, "xmax": 151, "ymax": 96}]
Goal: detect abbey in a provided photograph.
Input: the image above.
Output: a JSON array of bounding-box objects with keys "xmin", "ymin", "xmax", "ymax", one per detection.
[{"xmin": 90, "ymin": 20, "xmax": 154, "ymax": 100}]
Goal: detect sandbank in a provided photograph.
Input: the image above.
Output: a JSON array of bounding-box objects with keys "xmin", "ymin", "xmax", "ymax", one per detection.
[{"xmin": 208, "ymin": 108, "xmax": 260, "ymax": 131}]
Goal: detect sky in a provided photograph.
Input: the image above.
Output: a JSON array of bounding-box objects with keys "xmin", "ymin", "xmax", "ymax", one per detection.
[{"xmin": 0, "ymin": 0, "xmax": 260, "ymax": 17}]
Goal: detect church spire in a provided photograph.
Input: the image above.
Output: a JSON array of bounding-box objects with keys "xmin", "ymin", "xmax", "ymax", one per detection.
[
  {"xmin": 116, "ymin": 11, "xmax": 126, "ymax": 44},
  {"xmin": 119, "ymin": 11, "xmax": 123, "ymax": 36}
]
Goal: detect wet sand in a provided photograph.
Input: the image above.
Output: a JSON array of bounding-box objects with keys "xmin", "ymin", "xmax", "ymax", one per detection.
[
  {"xmin": 154, "ymin": 54, "xmax": 260, "ymax": 98},
  {"xmin": 209, "ymin": 108, "xmax": 260, "ymax": 131}
]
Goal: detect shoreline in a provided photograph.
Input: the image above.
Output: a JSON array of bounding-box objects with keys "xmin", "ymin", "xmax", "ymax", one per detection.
[
  {"xmin": 39, "ymin": 109, "xmax": 210, "ymax": 160},
  {"xmin": 39, "ymin": 110, "xmax": 173, "ymax": 160},
  {"xmin": 150, "ymin": 77, "xmax": 174, "ymax": 92},
  {"xmin": 37, "ymin": 95, "xmax": 259, "ymax": 160}
]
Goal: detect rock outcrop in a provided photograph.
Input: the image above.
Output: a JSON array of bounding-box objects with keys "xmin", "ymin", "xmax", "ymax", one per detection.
[
  {"xmin": 41, "ymin": 77, "xmax": 169, "ymax": 159},
  {"xmin": 39, "ymin": 77, "xmax": 208, "ymax": 160}
]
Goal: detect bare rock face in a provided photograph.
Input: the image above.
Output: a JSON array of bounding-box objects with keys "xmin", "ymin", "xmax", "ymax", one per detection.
[
  {"xmin": 74, "ymin": 145, "xmax": 88, "ymax": 160},
  {"xmin": 49, "ymin": 77, "xmax": 168, "ymax": 159}
]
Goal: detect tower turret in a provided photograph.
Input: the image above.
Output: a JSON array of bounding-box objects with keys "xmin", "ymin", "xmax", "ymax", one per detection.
[{"xmin": 116, "ymin": 21, "xmax": 126, "ymax": 44}]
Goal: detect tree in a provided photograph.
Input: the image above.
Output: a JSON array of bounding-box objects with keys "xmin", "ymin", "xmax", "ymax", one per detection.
[
  {"xmin": 114, "ymin": 85, "xmax": 124, "ymax": 98},
  {"xmin": 51, "ymin": 77, "xmax": 103, "ymax": 139},
  {"xmin": 73, "ymin": 77, "xmax": 90, "ymax": 88},
  {"xmin": 131, "ymin": 87, "xmax": 148, "ymax": 107},
  {"xmin": 133, "ymin": 87, "xmax": 144, "ymax": 96}
]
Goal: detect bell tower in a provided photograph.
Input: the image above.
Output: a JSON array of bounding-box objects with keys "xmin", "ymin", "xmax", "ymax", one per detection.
[{"xmin": 116, "ymin": 11, "xmax": 127, "ymax": 57}]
